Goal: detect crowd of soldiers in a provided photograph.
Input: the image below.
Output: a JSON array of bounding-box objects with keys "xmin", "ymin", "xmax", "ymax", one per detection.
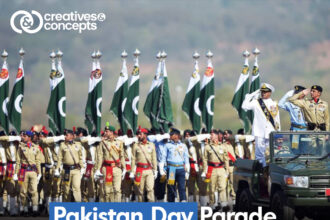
[{"xmin": 0, "ymin": 83, "xmax": 328, "ymax": 217}]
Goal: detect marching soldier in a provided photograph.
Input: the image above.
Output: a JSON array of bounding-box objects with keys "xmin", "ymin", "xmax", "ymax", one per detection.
[
  {"xmin": 130, "ymin": 127, "xmax": 157, "ymax": 202},
  {"xmin": 234, "ymin": 129, "xmax": 254, "ymax": 159},
  {"xmin": 242, "ymin": 83, "xmax": 281, "ymax": 167},
  {"xmin": 201, "ymin": 129, "xmax": 229, "ymax": 210},
  {"xmin": 279, "ymin": 85, "xmax": 307, "ymax": 131},
  {"xmin": 160, "ymin": 128, "xmax": 189, "ymax": 202},
  {"xmin": 13, "ymin": 131, "xmax": 42, "ymax": 216},
  {"xmin": 0, "ymin": 132, "xmax": 20, "ymax": 216},
  {"xmin": 54, "ymin": 130, "xmax": 84, "ymax": 202},
  {"xmin": 289, "ymin": 85, "xmax": 329, "ymax": 131},
  {"xmin": 94, "ymin": 125, "xmax": 125, "ymax": 202},
  {"xmin": 223, "ymin": 130, "xmax": 236, "ymax": 204}
]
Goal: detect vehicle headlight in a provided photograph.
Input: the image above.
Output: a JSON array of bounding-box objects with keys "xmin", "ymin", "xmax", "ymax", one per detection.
[{"xmin": 284, "ymin": 176, "xmax": 309, "ymax": 188}]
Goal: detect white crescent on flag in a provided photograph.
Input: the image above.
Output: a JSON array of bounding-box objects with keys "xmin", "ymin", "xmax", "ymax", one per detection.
[
  {"xmin": 2, "ymin": 97, "xmax": 9, "ymax": 116},
  {"xmin": 121, "ymin": 98, "xmax": 127, "ymax": 113},
  {"xmin": 96, "ymin": 97, "xmax": 102, "ymax": 117},
  {"xmin": 58, "ymin": 97, "xmax": 66, "ymax": 117},
  {"xmin": 132, "ymin": 96, "xmax": 139, "ymax": 115},
  {"xmin": 14, "ymin": 94, "xmax": 24, "ymax": 114},
  {"xmin": 206, "ymin": 95, "xmax": 214, "ymax": 116},
  {"xmin": 194, "ymin": 98, "xmax": 201, "ymax": 116}
]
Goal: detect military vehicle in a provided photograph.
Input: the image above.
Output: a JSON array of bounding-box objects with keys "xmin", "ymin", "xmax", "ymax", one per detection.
[{"xmin": 234, "ymin": 131, "xmax": 330, "ymax": 220}]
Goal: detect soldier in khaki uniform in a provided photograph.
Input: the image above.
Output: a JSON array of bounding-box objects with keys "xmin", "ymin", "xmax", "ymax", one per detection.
[
  {"xmin": 223, "ymin": 130, "xmax": 236, "ymax": 203},
  {"xmin": 130, "ymin": 128, "xmax": 157, "ymax": 202},
  {"xmin": 0, "ymin": 133, "xmax": 20, "ymax": 216},
  {"xmin": 289, "ymin": 85, "xmax": 329, "ymax": 131},
  {"xmin": 201, "ymin": 129, "xmax": 229, "ymax": 209},
  {"xmin": 13, "ymin": 131, "xmax": 42, "ymax": 216},
  {"xmin": 54, "ymin": 130, "xmax": 84, "ymax": 202},
  {"xmin": 94, "ymin": 125, "xmax": 125, "ymax": 202}
]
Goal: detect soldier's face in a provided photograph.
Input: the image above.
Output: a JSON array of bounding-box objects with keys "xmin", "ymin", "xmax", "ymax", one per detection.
[
  {"xmin": 224, "ymin": 132, "xmax": 231, "ymax": 140},
  {"xmin": 65, "ymin": 133, "xmax": 74, "ymax": 142},
  {"xmin": 137, "ymin": 132, "xmax": 146, "ymax": 141},
  {"xmin": 170, "ymin": 134, "xmax": 179, "ymax": 142},
  {"xmin": 105, "ymin": 130, "xmax": 114, "ymax": 139},
  {"xmin": 261, "ymin": 91, "xmax": 271, "ymax": 99},
  {"xmin": 210, "ymin": 133, "xmax": 218, "ymax": 142},
  {"xmin": 23, "ymin": 135, "xmax": 31, "ymax": 143},
  {"xmin": 311, "ymin": 89, "xmax": 321, "ymax": 99},
  {"xmin": 218, "ymin": 133, "xmax": 223, "ymax": 142}
]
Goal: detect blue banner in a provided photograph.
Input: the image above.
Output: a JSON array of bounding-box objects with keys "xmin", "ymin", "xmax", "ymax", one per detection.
[{"xmin": 50, "ymin": 202, "xmax": 198, "ymax": 220}]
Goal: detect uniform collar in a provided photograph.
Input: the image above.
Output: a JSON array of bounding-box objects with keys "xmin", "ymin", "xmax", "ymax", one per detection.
[
  {"xmin": 170, "ymin": 140, "xmax": 181, "ymax": 144},
  {"xmin": 27, "ymin": 142, "xmax": 32, "ymax": 148},
  {"xmin": 67, "ymin": 140, "xmax": 74, "ymax": 145}
]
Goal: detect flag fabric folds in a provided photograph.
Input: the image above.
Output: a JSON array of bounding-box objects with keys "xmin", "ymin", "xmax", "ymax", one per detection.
[
  {"xmin": 247, "ymin": 57, "xmax": 260, "ymax": 124},
  {"xmin": 0, "ymin": 57, "xmax": 9, "ymax": 134}
]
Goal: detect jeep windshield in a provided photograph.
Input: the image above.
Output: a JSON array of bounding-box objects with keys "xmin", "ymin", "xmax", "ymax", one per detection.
[{"xmin": 270, "ymin": 131, "xmax": 330, "ymax": 162}]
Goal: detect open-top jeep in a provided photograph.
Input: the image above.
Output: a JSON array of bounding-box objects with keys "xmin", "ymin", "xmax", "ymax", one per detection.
[{"xmin": 234, "ymin": 131, "xmax": 330, "ymax": 220}]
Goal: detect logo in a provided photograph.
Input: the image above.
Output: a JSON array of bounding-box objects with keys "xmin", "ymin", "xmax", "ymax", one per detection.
[
  {"xmin": 204, "ymin": 67, "xmax": 214, "ymax": 77},
  {"xmin": 10, "ymin": 10, "xmax": 106, "ymax": 34},
  {"xmin": 10, "ymin": 10, "xmax": 43, "ymax": 34},
  {"xmin": 16, "ymin": 68, "xmax": 23, "ymax": 79},
  {"xmin": 0, "ymin": 69, "xmax": 9, "ymax": 79}
]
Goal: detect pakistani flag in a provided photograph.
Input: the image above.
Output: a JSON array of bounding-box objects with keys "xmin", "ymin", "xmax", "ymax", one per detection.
[
  {"xmin": 85, "ymin": 57, "xmax": 103, "ymax": 136},
  {"xmin": 110, "ymin": 57, "xmax": 128, "ymax": 134},
  {"xmin": 157, "ymin": 58, "xmax": 173, "ymax": 132},
  {"xmin": 182, "ymin": 59, "xmax": 201, "ymax": 133},
  {"xmin": 123, "ymin": 57, "xmax": 139, "ymax": 133},
  {"xmin": 0, "ymin": 58, "xmax": 9, "ymax": 134},
  {"xmin": 231, "ymin": 57, "xmax": 250, "ymax": 132},
  {"xmin": 8, "ymin": 58, "xmax": 24, "ymax": 132},
  {"xmin": 247, "ymin": 58, "xmax": 260, "ymax": 124},
  {"xmin": 47, "ymin": 56, "xmax": 66, "ymax": 134},
  {"xmin": 143, "ymin": 58, "xmax": 162, "ymax": 131},
  {"xmin": 199, "ymin": 58, "xmax": 214, "ymax": 133}
]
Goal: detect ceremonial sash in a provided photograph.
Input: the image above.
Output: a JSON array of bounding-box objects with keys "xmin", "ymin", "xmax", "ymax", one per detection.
[
  {"xmin": 6, "ymin": 161, "xmax": 15, "ymax": 180},
  {"xmin": 63, "ymin": 167, "xmax": 70, "ymax": 184},
  {"xmin": 189, "ymin": 158, "xmax": 197, "ymax": 178},
  {"xmin": 228, "ymin": 152, "xmax": 236, "ymax": 163},
  {"xmin": 18, "ymin": 167, "xmax": 26, "ymax": 183},
  {"xmin": 103, "ymin": 160, "xmax": 119, "ymax": 185},
  {"xmin": 0, "ymin": 164, "xmax": 5, "ymax": 181},
  {"xmin": 167, "ymin": 162, "xmax": 184, "ymax": 185},
  {"xmin": 134, "ymin": 162, "xmax": 151, "ymax": 185},
  {"xmin": 205, "ymin": 162, "xmax": 224, "ymax": 183},
  {"xmin": 124, "ymin": 158, "xmax": 131, "ymax": 181},
  {"xmin": 44, "ymin": 166, "xmax": 51, "ymax": 180},
  {"xmin": 258, "ymin": 98, "xmax": 276, "ymax": 130},
  {"xmin": 83, "ymin": 163, "xmax": 94, "ymax": 180}
]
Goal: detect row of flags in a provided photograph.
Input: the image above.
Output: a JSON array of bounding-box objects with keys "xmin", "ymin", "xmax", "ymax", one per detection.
[
  {"xmin": 231, "ymin": 49, "xmax": 261, "ymax": 132},
  {"xmin": 0, "ymin": 49, "xmax": 217, "ymax": 136}
]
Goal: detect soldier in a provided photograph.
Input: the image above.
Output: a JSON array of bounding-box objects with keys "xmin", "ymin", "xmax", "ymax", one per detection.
[
  {"xmin": 201, "ymin": 129, "xmax": 229, "ymax": 210},
  {"xmin": 160, "ymin": 128, "xmax": 189, "ymax": 202},
  {"xmin": 185, "ymin": 130, "xmax": 199, "ymax": 202},
  {"xmin": 0, "ymin": 132, "xmax": 20, "ymax": 216},
  {"xmin": 94, "ymin": 125, "xmax": 125, "ymax": 202},
  {"xmin": 54, "ymin": 130, "xmax": 84, "ymax": 202},
  {"xmin": 289, "ymin": 85, "xmax": 329, "ymax": 131},
  {"xmin": 234, "ymin": 129, "xmax": 254, "ymax": 159},
  {"xmin": 223, "ymin": 130, "xmax": 236, "ymax": 204},
  {"xmin": 279, "ymin": 85, "xmax": 307, "ymax": 131},
  {"xmin": 130, "ymin": 127, "xmax": 157, "ymax": 202},
  {"xmin": 13, "ymin": 131, "xmax": 42, "ymax": 216},
  {"xmin": 242, "ymin": 83, "xmax": 281, "ymax": 167}
]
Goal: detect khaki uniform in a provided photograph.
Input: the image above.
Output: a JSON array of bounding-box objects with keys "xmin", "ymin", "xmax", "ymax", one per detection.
[
  {"xmin": 121, "ymin": 144, "xmax": 133, "ymax": 201},
  {"xmin": 95, "ymin": 144, "xmax": 105, "ymax": 202},
  {"xmin": 80, "ymin": 139, "xmax": 97, "ymax": 202},
  {"xmin": 289, "ymin": 91, "xmax": 329, "ymax": 131},
  {"xmin": 96, "ymin": 139, "xmax": 125, "ymax": 202},
  {"xmin": 36, "ymin": 143, "xmax": 45, "ymax": 205},
  {"xmin": 186, "ymin": 139, "xmax": 199, "ymax": 202},
  {"xmin": 56, "ymin": 141, "xmax": 83, "ymax": 202},
  {"xmin": 203, "ymin": 141, "xmax": 229, "ymax": 206},
  {"xmin": 15, "ymin": 142, "xmax": 41, "ymax": 208},
  {"xmin": 223, "ymin": 142, "xmax": 236, "ymax": 199},
  {"xmin": 131, "ymin": 141, "xmax": 157, "ymax": 202}
]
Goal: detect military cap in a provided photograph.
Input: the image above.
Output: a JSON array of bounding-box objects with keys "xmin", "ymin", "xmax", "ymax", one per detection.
[
  {"xmin": 260, "ymin": 83, "xmax": 275, "ymax": 92},
  {"xmin": 294, "ymin": 85, "xmax": 306, "ymax": 94},
  {"xmin": 0, "ymin": 131, "xmax": 6, "ymax": 136},
  {"xmin": 170, "ymin": 128, "xmax": 180, "ymax": 136},
  {"xmin": 76, "ymin": 127, "xmax": 87, "ymax": 136},
  {"xmin": 210, "ymin": 129, "xmax": 219, "ymax": 134},
  {"xmin": 104, "ymin": 125, "xmax": 115, "ymax": 132},
  {"xmin": 25, "ymin": 131, "xmax": 34, "ymax": 137},
  {"xmin": 311, "ymin": 85, "xmax": 322, "ymax": 92},
  {"xmin": 136, "ymin": 126, "xmax": 148, "ymax": 134},
  {"xmin": 224, "ymin": 129, "xmax": 233, "ymax": 135},
  {"xmin": 183, "ymin": 129, "xmax": 192, "ymax": 136},
  {"xmin": 65, "ymin": 129, "xmax": 74, "ymax": 135},
  {"xmin": 9, "ymin": 131, "xmax": 17, "ymax": 136}
]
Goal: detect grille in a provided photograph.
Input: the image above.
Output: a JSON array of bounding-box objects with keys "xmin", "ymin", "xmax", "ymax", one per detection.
[{"xmin": 310, "ymin": 176, "xmax": 330, "ymax": 189}]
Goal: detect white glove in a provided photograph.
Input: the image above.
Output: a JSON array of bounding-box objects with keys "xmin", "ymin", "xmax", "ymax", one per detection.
[
  {"xmin": 124, "ymin": 137, "xmax": 138, "ymax": 146},
  {"xmin": 88, "ymin": 137, "xmax": 101, "ymax": 145},
  {"xmin": 9, "ymin": 136, "xmax": 21, "ymax": 142},
  {"xmin": 185, "ymin": 163, "xmax": 190, "ymax": 173},
  {"xmin": 197, "ymin": 134, "xmax": 210, "ymax": 142},
  {"xmin": 54, "ymin": 169, "xmax": 60, "ymax": 177},
  {"xmin": 116, "ymin": 135, "xmax": 128, "ymax": 142},
  {"xmin": 159, "ymin": 163, "xmax": 166, "ymax": 176},
  {"xmin": 201, "ymin": 172, "xmax": 206, "ymax": 179},
  {"xmin": 194, "ymin": 164, "xmax": 199, "ymax": 173},
  {"xmin": 153, "ymin": 170, "xmax": 158, "ymax": 180},
  {"xmin": 185, "ymin": 172, "xmax": 189, "ymax": 180},
  {"xmin": 156, "ymin": 133, "xmax": 170, "ymax": 142},
  {"xmin": 13, "ymin": 174, "xmax": 18, "ymax": 181},
  {"xmin": 121, "ymin": 169, "xmax": 127, "ymax": 180},
  {"xmin": 251, "ymin": 89, "xmax": 260, "ymax": 99},
  {"xmin": 129, "ymin": 172, "xmax": 135, "ymax": 179},
  {"xmin": 54, "ymin": 135, "xmax": 65, "ymax": 142},
  {"xmin": 94, "ymin": 170, "xmax": 103, "ymax": 179},
  {"xmin": 37, "ymin": 174, "xmax": 42, "ymax": 183},
  {"xmin": 80, "ymin": 167, "xmax": 86, "ymax": 178}
]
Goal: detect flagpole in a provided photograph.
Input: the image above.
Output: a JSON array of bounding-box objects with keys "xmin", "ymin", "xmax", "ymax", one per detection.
[{"xmin": 253, "ymin": 47, "xmax": 260, "ymax": 64}]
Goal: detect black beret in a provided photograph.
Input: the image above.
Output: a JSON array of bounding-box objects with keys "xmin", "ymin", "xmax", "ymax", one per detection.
[
  {"xmin": 170, "ymin": 128, "xmax": 180, "ymax": 136},
  {"xmin": 294, "ymin": 85, "xmax": 306, "ymax": 94},
  {"xmin": 311, "ymin": 85, "xmax": 322, "ymax": 92},
  {"xmin": 65, "ymin": 129, "xmax": 74, "ymax": 135}
]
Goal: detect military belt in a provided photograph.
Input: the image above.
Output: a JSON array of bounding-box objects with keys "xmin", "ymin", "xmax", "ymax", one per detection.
[
  {"xmin": 21, "ymin": 164, "xmax": 37, "ymax": 172},
  {"xmin": 137, "ymin": 163, "xmax": 152, "ymax": 169},
  {"xmin": 208, "ymin": 162, "xmax": 224, "ymax": 168},
  {"xmin": 167, "ymin": 162, "xmax": 184, "ymax": 167},
  {"xmin": 63, "ymin": 164, "xmax": 80, "ymax": 170},
  {"xmin": 291, "ymin": 123, "xmax": 307, "ymax": 129},
  {"xmin": 103, "ymin": 160, "xmax": 119, "ymax": 167}
]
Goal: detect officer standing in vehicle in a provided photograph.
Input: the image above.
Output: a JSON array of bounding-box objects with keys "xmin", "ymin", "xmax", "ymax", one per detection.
[
  {"xmin": 289, "ymin": 85, "xmax": 329, "ymax": 131},
  {"xmin": 54, "ymin": 130, "xmax": 84, "ymax": 202}
]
